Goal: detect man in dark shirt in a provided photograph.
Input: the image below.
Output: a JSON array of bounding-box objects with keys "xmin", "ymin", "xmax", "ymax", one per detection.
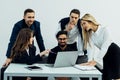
[
  {"xmin": 47, "ymin": 30, "xmax": 77, "ymax": 80},
  {"xmin": 48, "ymin": 30, "xmax": 77, "ymax": 64},
  {"xmin": 3, "ymin": 8, "xmax": 45, "ymax": 67}
]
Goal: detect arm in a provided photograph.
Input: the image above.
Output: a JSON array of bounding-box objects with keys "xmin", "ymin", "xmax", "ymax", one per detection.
[
  {"xmin": 6, "ymin": 24, "xmax": 21, "ymax": 58},
  {"xmin": 13, "ymin": 53, "xmax": 42, "ymax": 65},
  {"xmin": 24, "ymin": 50, "xmax": 49, "ymax": 65},
  {"xmin": 95, "ymin": 27, "xmax": 112, "ymax": 63},
  {"xmin": 12, "ymin": 46, "xmax": 49, "ymax": 65},
  {"xmin": 47, "ymin": 52, "xmax": 57, "ymax": 64},
  {"xmin": 86, "ymin": 27, "xmax": 112, "ymax": 67},
  {"xmin": 35, "ymin": 22, "xmax": 45, "ymax": 52},
  {"xmin": 47, "ymin": 48, "xmax": 57, "ymax": 64},
  {"xmin": 3, "ymin": 23, "xmax": 21, "ymax": 67}
]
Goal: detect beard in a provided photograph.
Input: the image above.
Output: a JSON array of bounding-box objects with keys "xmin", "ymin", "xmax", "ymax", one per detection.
[
  {"xmin": 26, "ymin": 21, "xmax": 34, "ymax": 26},
  {"xmin": 58, "ymin": 43, "xmax": 67, "ymax": 47}
]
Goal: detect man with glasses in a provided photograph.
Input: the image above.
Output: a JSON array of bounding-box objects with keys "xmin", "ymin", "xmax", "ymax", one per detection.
[
  {"xmin": 47, "ymin": 30, "xmax": 77, "ymax": 80},
  {"xmin": 48, "ymin": 30, "xmax": 77, "ymax": 64}
]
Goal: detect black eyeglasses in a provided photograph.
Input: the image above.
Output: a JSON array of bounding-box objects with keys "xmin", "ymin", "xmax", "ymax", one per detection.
[{"xmin": 58, "ymin": 38, "xmax": 67, "ymax": 40}]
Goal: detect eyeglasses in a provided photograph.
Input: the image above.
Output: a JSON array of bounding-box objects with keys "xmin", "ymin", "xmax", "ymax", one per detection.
[{"xmin": 58, "ymin": 38, "xmax": 67, "ymax": 41}]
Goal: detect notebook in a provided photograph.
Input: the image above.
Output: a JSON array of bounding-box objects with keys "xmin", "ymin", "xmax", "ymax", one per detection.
[{"xmin": 46, "ymin": 51, "xmax": 78, "ymax": 68}]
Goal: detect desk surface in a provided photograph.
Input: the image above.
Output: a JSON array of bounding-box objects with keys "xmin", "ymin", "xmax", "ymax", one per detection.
[{"xmin": 4, "ymin": 63, "xmax": 102, "ymax": 78}]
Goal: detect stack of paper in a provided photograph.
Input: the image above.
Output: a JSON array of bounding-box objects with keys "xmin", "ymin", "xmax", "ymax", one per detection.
[{"xmin": 74, "ymin": 65, "xmax": 96, "ymax": 71}]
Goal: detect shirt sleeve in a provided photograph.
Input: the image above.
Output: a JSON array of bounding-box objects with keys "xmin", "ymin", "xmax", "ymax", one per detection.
[
  {"xmin": 87, "ymin": 27, "xmax": 112, "ymax": 66},
  {"xmin": 87, "ymin": 39, "xmax": 96, "ymax": 61},
  {"xmin": 96, "ymin": 27, "xmax": 112, "ymax": 64},
  {"xmin": 35, "ymin": 22, "xmax": 45, "ymax": 52},
  {"xmin": 6, "ymin": 24, "xmax": 21, "ymax": 58}
]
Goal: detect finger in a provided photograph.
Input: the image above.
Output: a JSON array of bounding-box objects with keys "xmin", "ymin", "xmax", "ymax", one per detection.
[{"xmin": 2, "ymin": 63, "xmax": 7, "ymax": 67}]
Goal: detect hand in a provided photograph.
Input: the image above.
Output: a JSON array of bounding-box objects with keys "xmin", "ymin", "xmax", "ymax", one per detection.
[
  {"xmin": 3, "ymin": 58, "xmax": 12, "ymax": 67},
  {"xmin": 88, "ymin": 60, "xmax": 97, "ymax": 66},
  {"xmin": 26, "ymin": 77, "xmax": 31, "ymax": 80},
  {"xmin": 65, "ymin": 22, "xmax": 75, "ymax": 32},
  {"xmin": 39, "ymin": 49, "xmax": 50, "ymax": 57},
  {"xmin": 80, "ymin": 60, "xmax": 97, "ymax": 66}
]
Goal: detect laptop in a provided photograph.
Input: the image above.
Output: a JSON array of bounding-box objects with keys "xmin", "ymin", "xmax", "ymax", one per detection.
[{"xmin": 46, "ymin": 51, "xmax": 78, "ymax": 68}]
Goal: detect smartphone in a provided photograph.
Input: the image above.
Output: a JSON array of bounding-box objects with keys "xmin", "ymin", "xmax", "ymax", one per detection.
[{"xmin": 25, "ymin": 66, "xmax": 42, "ymax": 70}]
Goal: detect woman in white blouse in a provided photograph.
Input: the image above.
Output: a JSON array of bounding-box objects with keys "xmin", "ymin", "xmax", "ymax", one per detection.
[{"xmin": 80, "ymin": 13, "xmax": 120, "ymax": 80}]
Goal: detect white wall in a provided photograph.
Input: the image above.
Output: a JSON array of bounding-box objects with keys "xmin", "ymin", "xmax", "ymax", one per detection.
[{"xmin": 0, "ymin": 0, "xmax": 120, "ymax": 67}]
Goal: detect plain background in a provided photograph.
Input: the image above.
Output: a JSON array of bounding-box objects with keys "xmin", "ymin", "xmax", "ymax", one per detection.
[{"xmin": 0, "ymin": 0, "xmax": 120, "ymax": 68}]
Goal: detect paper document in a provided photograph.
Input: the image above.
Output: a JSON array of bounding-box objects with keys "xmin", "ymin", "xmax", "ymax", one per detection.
[{"xmin": 74, "ymin": 65, "xmax": 96, "ymax": 71}]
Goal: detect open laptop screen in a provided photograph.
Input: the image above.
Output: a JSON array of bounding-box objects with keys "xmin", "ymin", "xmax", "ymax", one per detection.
[{"xmin": 53, "ymin": 51, "xmax": 78, "ymax": 68}]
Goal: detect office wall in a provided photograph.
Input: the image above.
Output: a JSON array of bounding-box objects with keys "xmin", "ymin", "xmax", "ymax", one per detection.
[{"xmin": 0, "ymin": 0, "xmax": 120, "ymax": 67}]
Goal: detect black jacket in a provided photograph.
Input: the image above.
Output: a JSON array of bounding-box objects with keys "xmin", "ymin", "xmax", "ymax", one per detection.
[
  {"xmin": 6, "ymin": 19, "xmax": 45, "ymax": 58},
  {"xmin": 12, "ymin": 46, "xmax": 42, "ymax": 65},
  {"xmin": 59, "ymin": 17, "xmax": 82, "ymax": 38}
]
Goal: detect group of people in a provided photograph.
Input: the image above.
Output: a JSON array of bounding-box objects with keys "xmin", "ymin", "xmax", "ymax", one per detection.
[{"xmin": 1, "ymin": 8, "xmax": 120, "ymax": 80}]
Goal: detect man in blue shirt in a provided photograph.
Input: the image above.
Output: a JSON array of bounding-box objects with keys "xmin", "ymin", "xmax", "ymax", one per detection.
[{"xmin": 3, "ymin": 8, "xmax": 45, "ymax": 67}]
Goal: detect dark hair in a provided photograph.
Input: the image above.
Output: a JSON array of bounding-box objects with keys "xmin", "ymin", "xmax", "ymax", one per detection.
[
  {"xmin": 24, "ymin": 8, "xmax": 35, "ymax": 16},
  {"xmin": 56, "ymin": 31, "xmax": 68, "ymax": 39},
  {"xmin": 10, "ymin": 28, "xmax": 33, "ymax": 59},
  {"xmin": 69, "ymin": 9, "xmax": 80, "ymax": 17}
]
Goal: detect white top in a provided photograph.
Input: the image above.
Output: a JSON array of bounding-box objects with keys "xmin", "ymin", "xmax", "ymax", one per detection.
[
  {"xmin": 26, "ymin": 48, "xmax": 29, "ymax": 56},
  {"xmin": 87, "ymin": 26, "xmax": 112, "ymax": 66}
]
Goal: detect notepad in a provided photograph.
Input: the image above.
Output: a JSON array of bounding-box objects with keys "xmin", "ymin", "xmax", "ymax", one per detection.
[{"xmin": 74, "ymin": 65, "xmax": 96, "ymax": 71}]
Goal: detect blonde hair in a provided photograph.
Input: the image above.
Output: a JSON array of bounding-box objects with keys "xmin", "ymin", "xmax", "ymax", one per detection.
[
  {"xmin": 81, "ymin": 13, "xmax": 99, "ymax": 26},
  {"xmin": 81, "ymin": 13, "xmax": 99, "ymax": 50}
]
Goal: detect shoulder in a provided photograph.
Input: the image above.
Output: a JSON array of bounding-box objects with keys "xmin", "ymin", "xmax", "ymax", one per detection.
[
  {"xmin": 67, "ymin": 44, "xmax": 74, "ymax": 48},
  {"xmin": 34, "ymin": 20, "xmax": 40, "ymax": 24},
  {"xmin": 67, "ymin": 43, "xmax": 78, "ymax": 51},
  {"xmin": 11, "ymin": 20, "xmax": 24, "ymax": 32},
  {"xmin": 98, "ymin": 26, "xmax": 108, "ymax": 33},
  {"xmin": 59, "ymin": 17, "xmax": 69, "ymax": 23},
  {"xmin": 13, "ymin": 19, "xmax": 25, "ymax": 30},
  {"xmin": 15, "ymin": 19, "xmax": 24, "ymax": 26},
  {"xmin": 33, "ymin": 20, "xmax": 40, "ymax": 28}
]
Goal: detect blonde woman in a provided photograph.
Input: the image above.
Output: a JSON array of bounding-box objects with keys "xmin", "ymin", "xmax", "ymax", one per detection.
[{"xmin": 80, "ymin": 13, "xmax": 120, "ymax": 80}]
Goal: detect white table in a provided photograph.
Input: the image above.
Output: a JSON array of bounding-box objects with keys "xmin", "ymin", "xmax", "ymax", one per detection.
[{"xmin": 4, "ymin": 63, "xmax": 102, "ymax": 80}]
